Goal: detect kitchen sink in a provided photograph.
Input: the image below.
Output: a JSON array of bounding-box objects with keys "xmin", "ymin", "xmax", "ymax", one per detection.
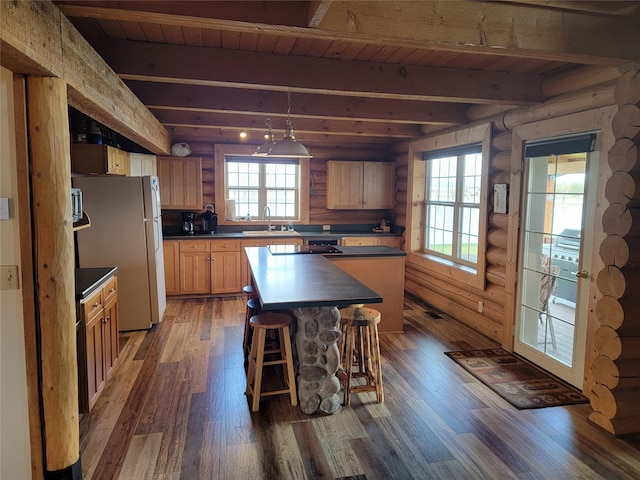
[{"xmin": 242, "ymin": 230, "xmax": 301, "ymax": 236}]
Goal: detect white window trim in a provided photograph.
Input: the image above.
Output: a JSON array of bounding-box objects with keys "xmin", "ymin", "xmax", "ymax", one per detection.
[
  {"xmin": 214, "ymin": 144, "xmax": 310, "ymax": 226},
  {"xmin": 406, "ymin": 123, "xmax": 491, "ymax": 290}
]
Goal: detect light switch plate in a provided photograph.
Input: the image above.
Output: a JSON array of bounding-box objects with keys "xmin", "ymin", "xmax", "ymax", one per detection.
[
  {"xmin": 0, "ymin": 197, "xmax": 9, "ymax": 220},
  {"xmin": 0, "ymin": 265, "xmax": 19, "ymax": 290}
]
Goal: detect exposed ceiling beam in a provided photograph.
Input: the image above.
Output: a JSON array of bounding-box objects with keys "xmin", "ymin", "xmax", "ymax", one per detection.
[
  {"xmin": 96, "ymin": 38, "xmax": 544, "ymax": 104},
  {"xmin": 57, "ymin": 1, "xmax": 640, "ymax": 65},
  {"xmin": 149, "ymin": 108, "xmax": 423, "ymax": 138},
  {"xmin": 315, "ymin": 1, "xmax": 640, "ymax": 66},
  {"xmin": 126, "ymin": 81, "xmax": 469, "ymax": 125},
  {"xmin": 0, "ymin": 0, "xmax": 170, "ymax": 154}
]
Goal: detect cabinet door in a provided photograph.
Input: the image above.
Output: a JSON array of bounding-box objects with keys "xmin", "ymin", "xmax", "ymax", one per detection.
[
  {"xmin": 363, "ymin": 162, "xmax": 395, "ymax": 209},
  {"xmin": 103, "ymin": 297, "xmax": 119, "ymax": 378},
  {"xmin": 180, "ymin": 251, "xmax": 211, "ymax": 294},
  {"xmin": 163, "ymin": 240, "xmax": 180, "ymax": 296},
  {"xmin": 211, "ymin": 251, "xmax": 242, "ymax": 293},
  {"xmin": 326, "ymin": 161, "xmax": 364, "ymax": 209},
  {"xmin": 129, "ymin": 153, "xmax": 157, "ymax": 177},
  {"xmin": 85, "ymin": 310, "xmax": 107, "ymax": 411},
  {"xmin": 108, "ymin": 147, "xmax": 129, "ymax": 176},
  {"xmin": 158, "ymin": 156, "xmax": 203, "ymax": 210}
]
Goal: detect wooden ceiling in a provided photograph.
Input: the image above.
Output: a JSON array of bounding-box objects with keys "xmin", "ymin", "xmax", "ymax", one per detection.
[{"xmin": 54, "ymin": 0, "xmax": 640, "ymax": 155}]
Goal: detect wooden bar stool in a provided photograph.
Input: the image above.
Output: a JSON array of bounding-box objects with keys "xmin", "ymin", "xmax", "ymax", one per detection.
[
  {"xmin": 339, "ymin": 306, "xmax": 384, "ymax": 405},
  {"xmin": 245, "ymin": 312, "xmax": 298, "ymax": 412}
]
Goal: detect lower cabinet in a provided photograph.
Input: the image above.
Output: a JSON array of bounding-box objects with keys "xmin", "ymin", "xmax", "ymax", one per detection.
[
  {"xmin": 342, "ymin": 235, "xmax": 403, "ymax": 248},
  {"xmin": 167, "ymin": 239, "xmax": 243, "ymax": 295},
  {"xmin": 78, "ymin": 274, "xmax": 119, "ymax": 413}
]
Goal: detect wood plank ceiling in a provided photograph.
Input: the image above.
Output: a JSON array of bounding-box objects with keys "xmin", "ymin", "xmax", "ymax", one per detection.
[{"xmin": 54, "ymin": 0, "xmax": 640, "ymax": 155}]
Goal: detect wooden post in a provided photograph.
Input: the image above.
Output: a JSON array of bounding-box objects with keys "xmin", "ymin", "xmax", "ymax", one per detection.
[{"xmin": 27, "ymin": 77, "xmax": 80, "ymax": 476}]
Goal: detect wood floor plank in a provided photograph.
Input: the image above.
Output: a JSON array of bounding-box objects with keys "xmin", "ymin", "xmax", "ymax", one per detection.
[
  {"xmin": 78, "ymin": 293, "xmax": 640, "ymax": 480},
  {"xmin": 118, "ymin": 433, "xmax": 163, "ymax": 480},
  {"xmin": 292, "ymin": 420, "xmax": 335, "ymax": 478},
  {"xmin": 160, "ymin": 322, "xmax": 191, "ymax": 363}
]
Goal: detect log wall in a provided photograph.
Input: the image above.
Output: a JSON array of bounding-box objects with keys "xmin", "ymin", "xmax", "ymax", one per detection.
[
  {"xmin": 393, "ymin": 66, "xmax": 640, "ymax": 435},
  {"xmin": 178, "ymin": 146, "xmax": 394, "ymax": 227},
  {"xmin": 589, "ymin": 67, "xmax": 640, "ymax": 436}
]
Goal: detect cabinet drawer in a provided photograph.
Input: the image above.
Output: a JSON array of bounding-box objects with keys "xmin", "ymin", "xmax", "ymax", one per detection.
[
  {"xmin": 180, "ymin": 240, "xmax": 210, "ymax": 252},
  {"xmin": 83, "ymin": 289, "xmax": 103, "ymax": 322},
  {"xmin": 102, "ymin": 276, "xmax": 118, "ymax": 305},
  {"xmin": 210, "ymin": 240, "xmax": 240, "ymax": 252},
  {"xmin": 342, "ymin": 237, "xmax": 378, "ymax": 246}
]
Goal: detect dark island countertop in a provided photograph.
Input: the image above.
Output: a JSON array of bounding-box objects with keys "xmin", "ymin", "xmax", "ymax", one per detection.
[
  {"xmin": 75, "ymin": 267, "xmax": 118, "ymax": 300},
  {"xmin": 245, "ymin": 247, "xmax": 383, "ymax": 310}
]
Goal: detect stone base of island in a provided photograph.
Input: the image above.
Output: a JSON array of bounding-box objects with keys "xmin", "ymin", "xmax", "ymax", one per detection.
[{"xmin": 245, "ymin": 245, "xmax": 406, "ymax": 414}]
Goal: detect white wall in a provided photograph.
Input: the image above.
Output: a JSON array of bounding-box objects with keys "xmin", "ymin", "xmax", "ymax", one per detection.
[{"xmin": 0, "ymin": 66, "xmax": 32, "ymax": 479}]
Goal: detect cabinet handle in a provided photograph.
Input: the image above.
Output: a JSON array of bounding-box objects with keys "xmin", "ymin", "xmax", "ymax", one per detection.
[
  {"xmin": 92, "ymin": 302, "xmax": 99, "ymax": 308},
  {"xmin": 103, "ymin": 316, "xmax": 109, "ymax": 324},
  {"xmin": 108, "ymin": 288, "xmax": 115, "ymax": 293}
]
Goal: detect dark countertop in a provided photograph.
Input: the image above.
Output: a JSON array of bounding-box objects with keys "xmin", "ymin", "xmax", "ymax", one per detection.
[
  {"xmin": 162, "ymin": 231, "xmax": 403, "ymax": 241},
  {"xmin": 246, "ymin": 247, "xmax": 383, "ymax": 310},
  {"xmin": 329, "ymin": 245, "xmax": 406, "ymax": 257},
  {"xmin": 75, "ymin": 267, "xmax": 118, "ymax": 300}
]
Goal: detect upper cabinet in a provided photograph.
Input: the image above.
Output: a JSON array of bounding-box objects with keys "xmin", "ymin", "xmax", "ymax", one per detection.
[
  {"xmin": 71, "ymin": 144, "xmax": 129, "ymax": 176},
  {"xmin": 326, "ymin": 161, "xmax": 395, "ymax": 210},
  {"xmin": 129, "ymin": 153, "xmax": 157, "ymax": 177},
  {"xmin": 157, "ymin": 156, "xmax": 203, "ymax": 210}
]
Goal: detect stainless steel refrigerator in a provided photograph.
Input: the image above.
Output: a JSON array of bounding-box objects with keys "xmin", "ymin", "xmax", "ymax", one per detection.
[{"xmin": 73, "ymin": 175, "xmax": 167, "ymax": 330}]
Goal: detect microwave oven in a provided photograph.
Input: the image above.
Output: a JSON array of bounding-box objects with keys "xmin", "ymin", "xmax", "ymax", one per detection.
[{"xmin": 71, "ymin": 187, "xmax": 82, "ymax": 223}]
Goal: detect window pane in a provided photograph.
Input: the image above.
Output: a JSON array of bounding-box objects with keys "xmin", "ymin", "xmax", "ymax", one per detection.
[
  {"xmin": 459, "ymin": 207, "xmax": 479, "ymax": 262},
  {"xmin": 423, "ymin": 147, "xmax": 483, "ymax": 265},
  {"xmin": 227, "ymin": 160, "xmax": 299, "ymax": 220}
]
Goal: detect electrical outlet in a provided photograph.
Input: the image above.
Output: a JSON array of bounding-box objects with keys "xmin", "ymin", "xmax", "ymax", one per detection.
[
  {"xmin": 477, "ymin": 301, "xmax": 484, "ymax": 313},
  {"xmin": 322, "ymin": 224, "xmax": 330, "ymax": 231},
  {"xmin": 0, "ymin": 265, "xmax": 19, "ymax": 290}
]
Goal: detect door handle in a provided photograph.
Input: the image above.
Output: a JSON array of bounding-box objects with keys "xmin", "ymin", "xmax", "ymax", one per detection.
[{"xmin": 572, "ymin": 270, "xmax": 589, "ymax": 278}]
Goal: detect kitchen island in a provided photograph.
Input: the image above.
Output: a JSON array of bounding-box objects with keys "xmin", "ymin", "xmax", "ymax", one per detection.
[{"xmin": 245, "ymin": 246, "xmax": 383, "ymax": 414}]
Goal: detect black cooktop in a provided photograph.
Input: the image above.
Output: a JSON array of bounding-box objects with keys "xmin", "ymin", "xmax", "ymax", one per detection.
[{"xmin": 268, "ymin": 244, "xmax": 342, "ymax": 255}]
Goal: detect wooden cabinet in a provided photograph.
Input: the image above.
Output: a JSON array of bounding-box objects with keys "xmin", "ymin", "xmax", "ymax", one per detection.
[
  {"xmin": 158, "ymin": 156, "xmax": 202, "ymax": 210},
  {"xmin": 240, "ymin": 237, "xmax": 303, "ymax": 288},
  {"xmin": 179, "ymin": 240, "xmax": 211, "ymax": 295},
  {"xmin": 170, "ymin": 239, "xmax": 243, "ymax": 295},
  {"xmin": 342, "ymin": 235, "xmax": 403, "ymax": 248},
  {"xmin": 328, "ymin": 255, "xmax": 405, "ymax": 333},
  {"xmin": 71, "ymin": 144, "xmax": 129, "ymax": 176},
  {"xmin": 78, "ymin": 274, "xmax": 119, "ymax": 413},
  {"xmin": 342, "ymin": 236, "xmax": 378, "ymax": 246},
  {"xmin": 129, "ymin": 152, "xmax": 157, "ymax": 176},
  {"xmin": 163, "ymin": 240, "xmax": 180, "ymax": 295},
  {"xmin": 211, "ymin": 240, "xmax": 242, "ymax": 293},
  {"xmin": 326, "ymin": 161, "xmax": 394, "ymax": 210}
]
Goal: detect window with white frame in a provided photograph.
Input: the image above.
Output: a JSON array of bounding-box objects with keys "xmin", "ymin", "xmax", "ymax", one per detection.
[
  {"xmin": 406, "ymin": 123, "xmax": 490, "ymax": 289},
  {"xmin": 423, "ymin": 145, "xmax": 483, "ymax": 267},
  {"xmin": 225, "ymin": 157, "xmax": 299, "ymax": 220}
]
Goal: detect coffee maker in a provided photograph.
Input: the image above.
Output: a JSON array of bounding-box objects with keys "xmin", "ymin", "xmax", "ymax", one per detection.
[
  {"xmin": 181, "ymin": 211, "xmax": 196, "ymax": 235},
  {"xmin": 200, "ymin": 204, "xmax": 218, "ymax": 234}
]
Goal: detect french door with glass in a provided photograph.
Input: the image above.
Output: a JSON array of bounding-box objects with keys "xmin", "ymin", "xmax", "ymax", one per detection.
[{"xmin": 514, "ymin": 134, "xmax": 598, "ymax": 388}]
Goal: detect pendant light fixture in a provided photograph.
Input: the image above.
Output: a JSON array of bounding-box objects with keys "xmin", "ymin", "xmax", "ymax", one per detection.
[
  {"xmin": 252, "ymin": 118, "xmax": 275, "ymax": 156},
  {"xmin": 254, "ymin": 92, "xmax": 312, "ymax": 158}
]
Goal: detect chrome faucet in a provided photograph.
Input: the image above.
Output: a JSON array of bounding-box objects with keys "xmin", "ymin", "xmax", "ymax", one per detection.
[{"xmin": 262, "ymin": 206, "xmax": 272, "ymax": 230}]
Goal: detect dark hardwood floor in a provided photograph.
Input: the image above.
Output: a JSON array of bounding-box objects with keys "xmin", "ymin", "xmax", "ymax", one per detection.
[{"xmin": 79, "ymin": 294, "xmax": 640, "ymax": 479}]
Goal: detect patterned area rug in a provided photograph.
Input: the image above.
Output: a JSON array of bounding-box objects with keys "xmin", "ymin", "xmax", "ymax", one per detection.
[{"xmin": 444, "ymin": 348, "xmax": 589, "ymax": 409}]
